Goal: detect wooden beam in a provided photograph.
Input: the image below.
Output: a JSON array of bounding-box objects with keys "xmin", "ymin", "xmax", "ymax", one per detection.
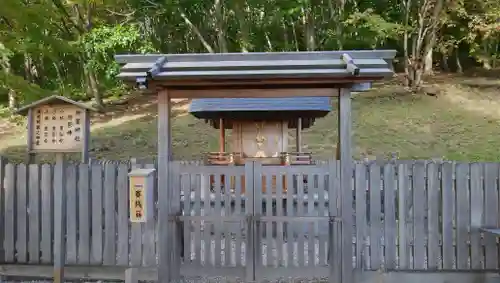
[
  {"xmin": 169, "ymin": 88, "xmax": 336, "ymax": 99},
  {"xmin": 296, "ymin": 118, "xmax": 302, "ymax": 153},
  {"xmin": 219, "ymin": 118, "xmax": 225, "ymax": 152},
  {"xmin": 157, "ymin": 90, "xmax": 171, "ymax": 283},
  {"xmin": 338, "ymin": 88, "xmax": 353, "ymax": 283},
  {"xmin": 2, "ymin": 265, "xmax": 500, "ymax": 283},
  {"xmin": 148, "ymin": 76, "xmax": 384, "ymax": 88}
]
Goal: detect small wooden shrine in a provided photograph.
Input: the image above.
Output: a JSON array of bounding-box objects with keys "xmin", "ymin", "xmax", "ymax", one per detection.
[
  {"xmin": 189, "ymin": 97, "xmax": 331, "ymax": 166},
  {"xmin": 114, "ymin": 50, "xmax": 396, "ymax": 283}
]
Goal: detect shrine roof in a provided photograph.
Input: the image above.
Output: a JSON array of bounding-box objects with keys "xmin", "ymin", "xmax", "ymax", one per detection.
[
  {"xmin": 114, "ymin": 50, "xmax": 396, "ymax": 93},
  {"xmin": 189, "ymin": 97, "xmax": 331, "ymax": 115},
  {"xmin": 16, "ymin": 95, "xmax": 98, "ymax": 116}
]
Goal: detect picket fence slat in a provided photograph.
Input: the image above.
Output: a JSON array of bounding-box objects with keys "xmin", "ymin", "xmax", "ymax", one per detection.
[
  {"xmin": 193, "ymin": 174, "xmax": 202, "ymax": 266},
  {"xmin": 484, "ymin": 163, "xmax": 498, "ymax": 269},
  {"xmin": 234, "ymin": 174, "xmax": 243, "ymax": 267},
  {"xmin": 397, "ymin": 163, "xmax": 409, "ymax": 269},
  {"xmin": 104, "ymin": 164, "xmax": 117, "ymax": 265},
  {"xmin": 412, "ymin": 162, "xmax": 426, "ymax": 269},
  {"xmin": 369, "ymin": 163, "xmax": 382, "ymax": 270},
  {"xmin": 355, "ymin": 163, "xmax": 367, "ymax": 269},
  {"xmin": 223, "ymin": 172, "xmax": 231, "ymax": 267},
  {"xmin": 40, "ymin": 164, "xmax": 52, "ymax": 264},
  {"xmin": 0, "ymin": 157, "xmax": 5, "ymax": 262},
  {"xmin": 456, "ymin": 163, "xmax": 470, "ymax": 269},
  {"xmin": 78, "ymin": 164, "xmax": 91, "ymax": 264},
  {"xmin": 28, "ymin": 164, "xmax": 40, "ymax": 264},
  {"xmin": 213, "ymin": 174, "xmax": 222, "ymax": 267},
  {"xmin": 383, "ymin": 164, "xmax": 396, "ymax": 269},
  {"xmin": 264, "ymin": 174, "xmax": 272, "ymax": 267},
  {"xmin": 202, "ymin": 173, "xmax": 211, "ymax": 267},
  {"xmin": 66, "ymin": 165, "xmax": 78, "ymax": 264},
  {"xmin": 16, "ymin": 164, "xmax": 28, "ymax": 263},
  {"xmin": 297, "ymin": 172, "xmax": 305, "ymax": 267},
  {"xmin": 116, "ymin": 164, "xmax": 130, "ymax": 266},
  {"xmin": 91, "ymin": 165, "xmax": 103, "ymax": 265},
  {"xmin": 285, "ymin": 172, "xmax": 294, "ymax": 267},
  {"xmin": 182, "ymin": 174, "xmax": 191, "ymax": 265},
  {"xmin": 317, "ymin": 172, "xmax": 327, "ymax": 266},
  {"xmin": 469, "ymin": 163, "xmax": 484, "ymax": 269},
  {"xmin": 441, "ymin": 162, "xmax": 454, "ymax": 269},
  {"xmin": 276, "ymin": 172, "xmax": 284, "ymax": 267},
  {"xmin": 426, "ymin": 163, "xmax": 440, "ymax": 269},
  {"xmin": 253, "ymin": 165, "xmax": 262, "ymax": 268},
  {"xmin": 143, "ymin": 163, "xmax": 156, "ymax": 266},
  {"xmin": 4, "ymin": 164, "xmax": 15, "ymax": 262}
]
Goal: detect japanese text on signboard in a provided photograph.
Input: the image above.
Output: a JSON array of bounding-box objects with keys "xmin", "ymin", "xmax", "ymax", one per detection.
[
  {"xmin": 31, "ymin": 105, "xmax": 84, "ymax": 152},
  {"xmin": 130, "ymin": 178, "xmax": 146, "ymax": 222}
]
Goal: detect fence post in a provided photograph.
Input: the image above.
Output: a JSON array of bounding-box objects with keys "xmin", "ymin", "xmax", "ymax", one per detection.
[
  {"xmin": 0, "ymin": 156, "xmax": 7, "ymax": 262},
  {"xmin": 338, "ymin": 88, "xmax": 354, "ymax": 283},
  {"xmin": 53, "ymin": 154, "xmax": 67, "ymax": 283},
  {"xmin": 244, "ymin": 161, "xmax": 255, "ymax": 282}
]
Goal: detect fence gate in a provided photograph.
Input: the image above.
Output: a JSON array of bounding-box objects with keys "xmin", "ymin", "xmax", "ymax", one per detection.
[{"xmin": 175, "ymin": 161, "xmax": 341, "ymax": 282}]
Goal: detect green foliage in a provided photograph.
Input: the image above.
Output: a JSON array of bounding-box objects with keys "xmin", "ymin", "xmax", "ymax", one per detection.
[
  {"xmin": 343, "ymin": 9, "xmax": 403, "ymax": 48},
  {"xmin": 80, "ymin": 24, "xmax": 156, "ymax": 86},
  {"xmin": 0, "ymin": 0, "xmax": 498, "ymax": 109}
]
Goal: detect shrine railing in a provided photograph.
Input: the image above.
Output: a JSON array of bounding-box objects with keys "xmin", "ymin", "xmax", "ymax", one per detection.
[
  {"xmin": 205, "ymin": 152, "xmax": 239, "ymax": 165},
  {"xmin": 281, "ymin": 152, "xmax": 314, "ymax": 165},
  {"xmin": 205, "ymin": 152, "xmax": 314, "ymax": 165}
]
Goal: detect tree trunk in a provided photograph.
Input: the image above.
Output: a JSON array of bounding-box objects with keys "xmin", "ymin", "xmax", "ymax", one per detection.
[
  {"xmin": 291, "ymin": 20, "xmax": 300, "ymax": 51},
  {"xmin": 179, "ymin": 10, "xmax": 215, "ymax": 53},
  {"xmin": 412, "ymin": 67, "xmax": 423, "ymax": 89},
  {"xmin": 8, "ymin": 89, "xmax": 16, "ymax": 110},
  {"xmin": 455, "ymin": 48, "xmax": 463, "ymax": 73},
  {"xmin": 214, "ymin": 0, "xmax": 228, "ymax": 52},
  {"xmin": 424, "ymin": 47, "xmax": 433, "ymax": 75},
  {"xmin": 402, "ymin": 0, "xmax": 411, "ymax": 87},
  {"xmin": 407, "ymin": 0, "xmax": 443, "ymax": 90},
  {"xmin": 282, "ymin": 18, "xmax": 290, "ymax": 51},
  {"xmin": 24, "ymin": 53, "xmax": 33, "ymax": 83},
  {"xmin": 302, "ymin": 1, "xmax": 315, "ymax": 51},
  {"xmin": 88, "ymin": 68, "xmax": 103, "ymax": 109},
  {"xmin": 234, "ymin": 0, "xmax": 250, "ymax": 52},
  {"xmin": 328, "ymin": 0, "xmax": 345, "ymax": 50},
  {"xmin": 441, "ymin": 52, "xmax": 449, "ymax": 72}
]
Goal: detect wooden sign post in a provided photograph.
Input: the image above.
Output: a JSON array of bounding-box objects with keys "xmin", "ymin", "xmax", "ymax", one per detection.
[
  {"xmin": 16, "ymin": 95, "xmax": 97, "ymax": 283},
  {"xmin": 16, "ymin": 95, "xmax": 96, "ymax": 163}
]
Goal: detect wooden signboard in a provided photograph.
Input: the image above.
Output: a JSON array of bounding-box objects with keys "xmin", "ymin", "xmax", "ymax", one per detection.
[
  {"xmin": 30, "ymin": 105, "xmax": 86, "ymax": 152},
  {"xmin": 129, "ymin": 176, "xmax": 146, "ymax": 222},
  {"xmin": 16, "ymin": 95, "xmax": 96, "ymax": 162},
  {"xmin": 128, "ymin": 168, "xmax": 155, "ymax": 223}
]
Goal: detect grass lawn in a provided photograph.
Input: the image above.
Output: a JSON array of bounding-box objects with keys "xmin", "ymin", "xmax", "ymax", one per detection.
[{"xmin": 1, "ymin": 73, "xmax": 500, "ymax": 163}]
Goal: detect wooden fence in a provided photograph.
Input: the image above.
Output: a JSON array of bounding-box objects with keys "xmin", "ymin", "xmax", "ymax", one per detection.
[{"xmin": 0, "ymin": 158, "xmax": 499, "ymax": 280}]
